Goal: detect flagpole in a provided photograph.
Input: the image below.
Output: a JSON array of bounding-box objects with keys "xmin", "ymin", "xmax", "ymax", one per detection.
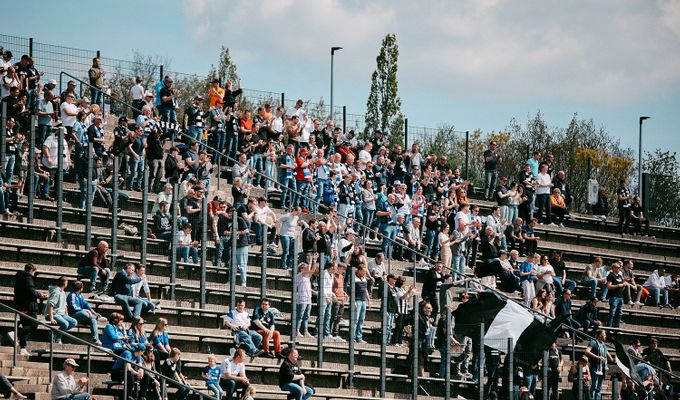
[
  {"xmin": 478, "ymin": 323, "xmax": 485, "ymax": 400},
  {"xmin": 542, "ymin": 350, "xmax": 549, "ymax": 400},
  {"xmin": 507, "ymin": 337, "xmax": 514, "ymax": 400}
]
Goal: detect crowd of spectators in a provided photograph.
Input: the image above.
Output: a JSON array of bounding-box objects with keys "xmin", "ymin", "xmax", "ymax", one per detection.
[{"xmin": 2, "ymin": 48, "xmax": 679, "ymax": 400}]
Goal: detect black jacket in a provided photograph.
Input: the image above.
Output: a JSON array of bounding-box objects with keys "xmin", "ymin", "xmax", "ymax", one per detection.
[
  {"xmin": 14, "ymin": 270, "xmax": 41, "ymax": 314},
  {"xmin": 108, "ymin": 270, "xmax": 142, "ymax": 297}
]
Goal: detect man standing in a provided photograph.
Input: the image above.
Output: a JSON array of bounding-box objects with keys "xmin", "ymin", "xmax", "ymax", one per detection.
[
  {"xmin": 158, "ymin": 75, "xmax": 178, "ymax": 136},
  {"xmin": 87, "ymin": 57, "xmax": 104, "ymax": 107},
  {"xmin": 617, "ymin": 179, "xmax": 633, "ymax": 235},
  {"xmin": 219, "ymin": 349, "xmax": 250, "ymax": 400},
  {"xmin": 278, "ymin": 207, "xmax": 302, "ymax": 271},
  {"xmin": 51, "ymin": 359, "xmax": 90, "ymax": 400},
  {"xmin": 483, "ymin": 141, "xmax": 501, "ymax": 201},
  {"xmin": 77, "ymin": 241, "xmax": 111, "ymax": 293},
  {"xmin": 606, "ymin": 262, "xmax": 625, "ymax": 328},
  {"xmin": 278, "ymin": 144, "xmax": 297, "ymax": 209},
  {"xmin": 12, "ymin": 263, "xmax": 46, "ymax": 356},
  {"xmin": 184, "ymin": 95, "xmax": 205, "ymax": 143},
  {"xmin": 584, "ymin": 330, "xmax": 613, "ymax": 400}
]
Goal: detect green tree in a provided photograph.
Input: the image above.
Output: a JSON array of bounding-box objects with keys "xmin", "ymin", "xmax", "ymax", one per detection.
[
  {"xmin": 206, "ymin": 46, "xmax": 239, "ymax": 86},
  {"xmin": 643, "ymin": 149, "xmax": 680, "ymax": 226},
  {"xmin": 364, "ymin": 33, "xmax": 404, "ymax": 147}
]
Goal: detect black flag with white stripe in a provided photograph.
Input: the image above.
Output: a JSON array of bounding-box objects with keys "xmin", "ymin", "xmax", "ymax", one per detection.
[
  {"xmin": 453, "ymin": 291, "xmax": 563, "ymax": 366},
  {"xmin": 613, "ymin": 338, "xmax": 643, "ymax": 386}
]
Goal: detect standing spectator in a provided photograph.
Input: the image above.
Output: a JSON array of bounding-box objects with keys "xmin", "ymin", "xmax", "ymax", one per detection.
[
  {"xmin": 51, "ymin": 359, "xmax": 90, "ymax": 400},
  {"xmin": 644, "ymin": 267, "xmax": 671, "ymax": 308},
  {"xmin": 424, "ymin": 202, "xmax": 444, "ymax": 260},
  {"xmin": 109, "ymin": 263, "xmax": 144, "ymax": 321},
  {"xmin": 207, "ymin": 79, "xmax": 225, "ymax": 108},
  {"xmin": 157, "ymin": 76, "xmax": 178, "ymax": 135},
  {"xmin": 183, "ymin": 95, "xmax": 205, "ymax": 143},
  {"xmin": 161, "ymin": 348, "xmax": 191, "ymax": 400},
  {"xmin": 146, "ymin": 128, "xmax": 165, "ymax": 193},
  {"xmin": 422, "ymin": 261, "xmax": 449, "ymax": 319},
  {"xmin": 252, "ymin": 298, "xmax": 282, "ymax": 358},
  {"xmin": 202, "ymin": 355, "xmax": 223, "ymax": 400},
  {"xmin": 3, "ymin": 117, "xmax": 23, "ymax": 184},
  {"xmin": 279, "ymin": 348, "xmax": 314, "ymax": 400},
  {"xmin": 12, "ymin": 263, "xmax": 46, "ymax": 356},
  {"xmin": 278, "ymin": 207, "xmax": 302, "ymax": 271},
  {"xmin": 393, "ymin": 276, "xmax": 415, "ymax": 347},
  {"xmin": 278, "ymin": 145, "xmax": 297, "ymax": 209},
  {"xmin": 617, "ymin": 179, "xmax": 633, "ymax": 235},
  {"xmin": 584, "ymin": 330, "xmax": 613, "ymax": 400},
  {"xmin": 629, "ymin": 196, "xmax": 651, "ymax": 236},
  {"xmin": 66, "ymin": 281, "xmax": 103, "ymax": 345},
  {"xmin": 44, "ymin": 277, "xmax": 77, "ymax": 344},
  {"xmin": 126, "ymin": 127, "xmax": 146, "ymax": 191},
  {"xmin": 224, "ymin": 298, "xmax": 264, "ymax": 357},
  {"xmin": 495, "ymin": 176, "xmax": 510, "ymax": 221},
  {"xmin": 294, "ymin": 263, "xmax": 318, "ymax": 339},
  {"xmin": 219, "ymin": 349, "xmax": 250, "ymax": 400},
  {"xmin": 320, "ymin": 262, "xmax": 335, "ymax": 340},
  {"xmin": 534, "ymin": 163, "xmax": 553, "ymax": 225},
  {"xmin": 621, "ymin": 260, "xmax": 643, "ymax": 306},
  {"xmin": 376, "ymin": 193, "xmax": 398, "ymax": 258},
  {"xmin": 353, "ymin": 264, "xmax": 371, "ymax": 344},
  {"xmin": 130, "ymin": 76, "xmax": 144, "ymax": 119},
  {"xmin": 451, "ymin": 222, "xmax": 470, "ymax": 279},
  {"xmin": 547, "ymin": 342, "xmax": 562, "ymax": 400},
  {"xmin": 330, "ymin": 263, "xmax": 348, "ymax": 342},
  {"xmin": 483, "ymin": 141, "xmax": 502, "ymax": 201},
  {"xmin": 519, "ymin": 254, "xmax": 538, "ymax": 306},
  {"xmin": 606, "ymin": 262, "xmax": 625, "ymax": 328},
  {"xmin": 87, "ymin": 58, "xmax": 104, "ymax": 107}
]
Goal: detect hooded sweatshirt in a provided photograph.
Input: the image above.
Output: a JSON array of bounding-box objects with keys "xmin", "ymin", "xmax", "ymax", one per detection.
[{"xmin": 44, "ymin": 285, "xmax": 67, "ymax": 319}]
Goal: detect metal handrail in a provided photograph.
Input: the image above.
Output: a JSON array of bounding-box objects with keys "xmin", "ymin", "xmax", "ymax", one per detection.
[{"xmin": 0, "ymin": 301, "xmax": 215, "ymax": 400}]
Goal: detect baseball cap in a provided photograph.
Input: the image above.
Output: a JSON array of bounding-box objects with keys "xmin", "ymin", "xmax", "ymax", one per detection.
[
  {"xmin": 144, "ymin": 91, "xmax": 153, "ymax": 97},
  {"xmin": 64, "ymin": 358, "xmax": 79, "ymax": 367},
  {"xmin": 134, "ymin": 343, "xmax": 147, "ymax": 352},
  {"xmin": 299, "ymin": 148, "xmax": 308, "ymax": 154},
  {"xmin": 47, "ymin": 79, "xmax": 57, "ymax": 85}
]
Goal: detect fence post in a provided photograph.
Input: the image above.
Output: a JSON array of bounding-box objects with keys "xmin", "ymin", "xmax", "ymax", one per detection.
[
  {"xmin": 49, "ymin": 330, "xmax": 54, "ymax": 384},
  {"xmin": 465, "ymin": 131, "xmax": 470, "ymax": 180},
  {"xmin": 12, "ymin": 314, "xmax": 17, "ymax": 367},
  {"xmin": 29, "ymin": 38, "xmax": 34, "ymax": 58},
  {"xmin": 260, "ymin": 228, "xmax": 268, "ymax": 299},
  {"xmin": 281, "ymin": 92, "xmax": 285, "ymax": 109},
  {"xmin": 159, "ymin": 65, "xmax": 164, "ymax": 82},
  {"xmin": 404, "ymin": 118, "xmax": 408, "ymax": 150},
  {"xmin": 542, "ymin": 350, "xmax": 549, "ymax": 400},
  {"xmin": 200, "ymin": 194, "xmax": 208, "ymax": 308},
  {"xmin": 170, "ymin": 183, "xmax": 178, "ymax": 300},
  {"xmin": 111, "ymin": 156, "xmax": 119, "ymax": 269},
  {"xmin": 28, "ymin": 116, "xmax": 36, "ymax": 223},
  {"xmin": 348, "ymin": 263, "xmax": 356, "ymax": 388},
  {"xmin": 478, "ymin": 323, "xmax": 485, "ymax": 400},
  {"xmin": 56, "ymin": 127, "xmax": 64, "ymax": 243},
  {"xmin": 445, "ymin": 307, "xmax": 452, "ymax": 400},
  {"xmin": 291, "ymin": 243, "xmax": 299, "ymax": 346},
  {"xmin": 141, "ymin": 163, "xmax": 149, "ymax": 265},
  {"xmin": 577, "ymin": 363, "xmax": 583, "ymax": 400},
  {"xmin": 85, "ymin": 141, "xmax": 94, "ymax": 249},
  {"xmin": 507, "ymin": 338, "xmax": 514, "ymax": 400},
  {"xmin": 1, "ymin": 103, "xmax": 6, "ymax": 177},
  {"xmin": 86, "ymin": 345, "xmax": 91, "ymax": 393},
  {"xmin": 612, "ymin": 374, "xmax": 619, "ymax": 400},
  {"xmin": 342, "ymin": 106, "xmax": 346, "ymax": 135},
  {"xmin": 412, "ymin": 293, "xmax": 420, "ymax": 400},
  {"xmin": 230, "ymin": 210, "xmax": 237, "ymax": 310},
  {"xmin": 380, "ymin": 280, "xmax": 388, "ymax": 398},
  {"xmin": 123, "ymin": 360, "xmax": 128, "ymax": 400},
  {"xmin": 317, "ymin": 259, "xmax": 325, "ymax": 368}
]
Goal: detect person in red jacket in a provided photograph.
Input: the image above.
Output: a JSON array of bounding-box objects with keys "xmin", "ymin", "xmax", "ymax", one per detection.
[
  {"xmin": 77, "ymin": 240, "xmax": 112, "ymax": 293},
  {"xmin": 294, "ymin": 148, "xmax": 314, "ymax": 212}
]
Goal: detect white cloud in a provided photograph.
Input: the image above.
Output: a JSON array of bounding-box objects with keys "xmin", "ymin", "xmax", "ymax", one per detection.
[{"xmin": 181, "ymin": 0, "xmax": 680, "ymax": 105}]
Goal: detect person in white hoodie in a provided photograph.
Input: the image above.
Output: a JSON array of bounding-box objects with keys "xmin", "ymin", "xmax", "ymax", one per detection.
[
  {"xmin": 644, "ymin": 267, "xmax": 671, "ymax": 308},
  {"xmin": 44, "ymin": 277, "xmax": 77, "ymax": 344}
]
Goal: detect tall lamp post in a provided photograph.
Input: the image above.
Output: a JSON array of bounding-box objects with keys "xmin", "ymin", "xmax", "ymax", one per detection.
[
  {"xmin": 330, "ymin": 46, "xmax": 342, "ymax": 122},
  {"xmin": 639, "ymin": 116, "xmax": 650, "ymax": 195}
]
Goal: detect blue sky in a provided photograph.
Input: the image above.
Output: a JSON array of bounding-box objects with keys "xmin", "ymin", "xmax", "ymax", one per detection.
[{"xmin": 5, "ymin": 0, "xmax": 680, "ymax": 155}]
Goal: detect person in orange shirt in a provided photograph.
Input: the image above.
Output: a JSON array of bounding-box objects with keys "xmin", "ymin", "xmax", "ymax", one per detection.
[
  {"xmin": 207, "ymin": 79, "xmax": 225, "ymax": 108},
  {"xmin": 550, "ymin": 188, "xmax": 568, "ymax": 226}
]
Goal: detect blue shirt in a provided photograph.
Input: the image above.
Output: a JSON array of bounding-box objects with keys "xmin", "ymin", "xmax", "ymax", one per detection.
[
  {"xmin": 66, "ymin": 292, "xmax": 93, "ymax": 315},
  {"xmin": 519, "ymin": 261, "xmax": 536, "ymax": 283},
  {"xmin": 203, "ymin": 365, "xmax": 220, "ymax": 386},
  {"xmin": 112, "ymin": 350, "xmax": 140, "ymax": 372},
  {"xmin": 102, "ymin": 324, "xmax": 127, "ymax": 351},
  {"xmin": 527, "ymin": 158, "xmax": 539, "ymax": 177},
  {"xmin": 152, "ymin": 331, "xmax": 170, "ymax": 347}
]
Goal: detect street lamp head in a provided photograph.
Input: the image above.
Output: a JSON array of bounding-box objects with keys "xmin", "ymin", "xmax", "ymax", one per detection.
[
  {"xmin": 331, "ymin": 46, "xmax": 343, "ymax": 54},
  {"xmin": 640, "ymin": 116, "xmax": 650, "ymax": 123}
]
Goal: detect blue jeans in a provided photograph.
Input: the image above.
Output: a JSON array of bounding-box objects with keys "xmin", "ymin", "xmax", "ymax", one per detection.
[
  {"xmin": 279, "ymin": 177, "xmax": 296, "ymax": 209},
  {"xmin": 90, "ymin": 87, "xmax": 104, "ymax": 107},
  {"xmin": 57, "ymin": 393, "xmax": 91, "ymax": 400},
  {"xmin": 484, "ymin": 170, "xmax": 497, "ymax": 200},
  {"xmin": 607, "ymin": 296, "xmax": 623, "ymax": 328},
  {"xmin": 37, "ymin": 124, "xmax": 51, "ymax": 149},
  {"xmin": 354, "ymin": 300, "xmax": 367, "ymax": 342},
  {"xmin": 524, "ymin": 372, "xmax": 537, "ymax": 395},
  {"xmin": 34, "ymin": 173, "xmax": 50, "ymax": 198},
  {"xmin": 72, "ymin": 310, "xmax": 99, "ymax": 341},
  {"xmin": 453, "ymin": 255, "xmax": 466, "ymax": 279},
  {"xmin": 212, "ymin": 130, "xmax": 226, "ymax": 163},
  {"xmin": 214, "ymin": 236, "xmax": 230, "ymax": 267},
  {"xmin": 53, "ymin": 313, "xmax": 78, "ymax": 341},
  {"xmin": 264, "ymin": 159, "xmax": 275, "ymax": 190},
  {"xmin": 362, "ymin": 209, "xmax": 375, "ymax": 236},
  {"xmin": 126, "ymin": 158, "xmax": 144, "ymax": 190},
  {"xmin": 295, "ymin": 303, "xmax": 311, "ymax": 332},
  {"xmin": 114, "ymin": 294, "xmax": 145, "ymax": 321},
  {"xmin": 386, "ymin": 312, "xmax": 396, "ymax": 343},
  {"xmin": 159, "ymin": 106, "xmax": 177, "ymax": 125},
  {"xmin": 236, "ymin": 246, "xmax": 248, "ymax": 285},
  {"xmin": 591, "ymin": 372, "xmax": 604, "ymax": 400},
  {"xmin": 187, "ymin": 125, "xmax": 202, "ymax": 143},
  {"xmin": 380, "ymin": 224, "xmax": 396, "ymax": 258},
  {"xmin": 234, "ymin": 329, "xmax": 262, "ymax": 354},
  {"xmin": 3, "ymin": 154, "xmax": 15, "ymax": 184},
  {"xmin": 219, "ymin": 378, "xmax": 248, "ymax": 400},
  {"xmin": 337, "ymin": 203, "xmax": 353, "ymax": 220},
  {"xmin": 426, "ymin": 229, "xmax": 440, "ymax": 260},
  {"xmin": 553, "ymin": 277, "xmax": 577, "ymax": 294},
  {"xmin": 296, "ymin": 180, "xmax": 311, "ymax": 209},
  {"xmin": 177, "ymin": 246, "xmax": 199, "ymax": 264},
  {"xmin": 322, "ymin": 299, "xmax": 332, "ymax": 337},
  {"xmin": 226, "ymin": 133, "xmax": 238, "ymax": 162},
  {"xmin": 248, "ymin": 154, "xmax": 263, "ymax": 187},
  {"xmin": 280, "ymin": 236, "xmax": 295, "ymax": 270},
  {"xmin": 77, "ymin": 265, "xmax": 110, "ymax": 292},
  {"xmin": 536, "ymin": 193, "xmax": 552, "ymax": 224},
  {"xmin": 507, "ymin": 205, "xmax": 518, "ymax": 225},
  {"xmin": 206, "ymin": 383, "xmax": 223, "ymax": 400},
  {"xmin": 648, "ymin": 286, "xmax": 669, "ymax": 306},
  {"xmin": 78, "ymin": 179, "xmax": 97, "ymax": 209},
  {"xmin": 281, "ymin": 382, "xmax": 314, "ymax": 400}
]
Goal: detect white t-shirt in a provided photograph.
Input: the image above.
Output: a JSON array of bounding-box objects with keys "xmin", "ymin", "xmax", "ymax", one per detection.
[
  {"xmin": 0, "ymin": 76, "xmax": 19, "ymax": 98},
  {"xmin": 130, "ymin": 84, "xmax": 144, "ymax": 100},
  {"xmin": 358, "ymin": 149, "xmax": 372, "ymax": 164},
  {"xmin": 42, "ymin": 134, "xmax": 69, "ymax": 169},
  {"xmin": 270, "ymin": 116, "xmax": 283, "ymax": 134},
  {"xmin": 285, "ymin": 106, "xmax": 304, "ymax": 120},
  {"xmin": 60, "ymin": 102, "xmax": 78, "ymax": 127},
  {"xmin": 220, "ymin": 357, "xmax": 245, "ymax": 378},
  {"xmin": 0, "ymin": 60, "xmax": 12, "ymax": 78},
  {"xmin": 255, "ymin": 205, "xmax": 274, "ymax": 227},
  {"xmin": 454, "ymin": 210, "xmax": 471, "ymax": 231},
  {"xmin": 538, "ymin": 265, "xmax": 555, "ymax": 284},
  {"xmin": 535, "ymin": 172, "xmax": 552, "ymax": 195},
  {"xmin": 439, "ymin": 232, "xmax": 450, "ymax": 247}
]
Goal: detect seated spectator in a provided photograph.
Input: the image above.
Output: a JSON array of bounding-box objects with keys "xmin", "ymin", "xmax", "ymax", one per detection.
[
  {"xmin": 161, "ymin": 348, "xmax": 191, "ymax": 400},
  {"xmin": 109, "ymin": 263, "xmax": 146, "ymax": 321},
  {"xmin": 176, "ymin": 223, "xmax": 199, "ymax": 264},
  {"xmin": 111, "ymin": 343, "xmax": 146, "ymax": 397},
  {"xmin": 279, "ymin": 347, "xmax": 314, "ymax": 400},
  {"xmin": 548, "ymin": 250, "xmax": 576, "ymax": 295},
  {"xmin": 203, "ymin": 354, "xmax": 223, "ymax": 400},
  {"xmin": 520, "ymin": 218, "xmax": 540, "ymax": 256},
  {"xmin": 139, "ymin": 348, "xmax": 162, "ymax": 400},
  {"xmin": 535, "ymin": 254, "xmax": 556, "ymax": 294},
  {"xmin": 149, "ymin": 318, "xmax": 171, "ymax": 367},
  {"xmin": 629, "ymin": 196, "xmax": 651, "ymax": 236},
  {"xmin": 554, "ymin": 290, "xmax": 581, "ymax": 333},
  {"xmin": 573, "ymin": 297, "xmax": 601, "ymax": 334},
  {"xmin": 251, "ymin": 298, "xmax": 282, "ymax": 358},
  {"xmin": 102, "ymin": 312, "xmax": 129, "ymax": 355},
  {"xmin": 76, "ymin": 240, "xmax": 111, "ymax": 293},
  {"xmin": 44, "ymin": 276, "xmax": 77, "ymax": 344},
  {"xmin": 224, "ymin": 298, "xmax": 264, "ymax": 357},
  {"xmin": 132, "ymin": 264, "xmax": 161, "ymax": 314},
  {"xmin": 0, "ymin": 373, "xmax": 26, "ymax": 399},
  {"xmin": 581, "ymin": 257, "xmax": 607, "ymax": 300},
  {"xmin": 50, "ymin": 358, "xmax": 89, "ymax": 400},
  {"xmin": 153, "ymin": 200, "xmax": 173, "ymax": 241},
  {"xmin": 550, "ymin": 188, "xmax": 568, "ymax": 226},
  {"xmin": 367, "ymin": 252, "xmax": 386, "ymax": 294},
  {"xmin": 66, "ymin": 281, "xmax": 103, "ymax": 345},
  {"xmin": 642, "ymin": 338, "xmax": 672, "ymax": 376},
  {"xmin": 644, "ymin": 267, "xmax": 671, "ymax": 308},
  {"xmin": 621, "ymin": 260, "xmax": 643, "ymax": 306},
  {"xmin": 220, "ymin": 349, "xmax": 250, "ymax": 400},
  {"xmin": 128, "ymin": 316, "xmax": 148, "ymax": 348},
  {"xmin": 531, "ymin": 289, "xmax": 548, "ymax": 312}
]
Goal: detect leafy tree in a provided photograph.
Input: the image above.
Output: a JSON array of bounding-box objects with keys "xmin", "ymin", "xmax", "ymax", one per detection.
[
  {"xmin": 105, "ymin": 51, "xmax": 168, "ymax": 113},
  {"xmin": 642, "ymin": 149, "xmax": 680, "ymax": 226},
  {"xmin": 364, "ymin": 33, "xmax": 404, "ymax": 146},
  {"xmin": 206, "ymin": 46, "xmax": 239, "ymax": 86}
]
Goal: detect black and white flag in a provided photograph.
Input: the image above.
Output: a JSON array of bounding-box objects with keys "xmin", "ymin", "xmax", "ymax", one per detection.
[
  {"xmin": 453, "ymin": 291, "xmax": 563, "ymax": 366},
  {"xmin": 612, "ymin": 338, "xmax": 643, "ymax": 386}
]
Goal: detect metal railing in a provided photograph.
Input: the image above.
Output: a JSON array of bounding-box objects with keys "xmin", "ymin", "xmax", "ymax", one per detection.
[{"xmin": 0, "ymin": 301, "xmax": 216, "ymax": 400}]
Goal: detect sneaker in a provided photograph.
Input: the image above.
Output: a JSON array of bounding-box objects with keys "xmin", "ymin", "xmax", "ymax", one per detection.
[
  {"xmin": 635, "ymin": 301, "xmax": 643, "ymax": 306},
  {"xmin": 240, "ymin": 282, "xmax": 247, "ymax": 287},
  {"xmin": 335, "ymin": 336, "xmax": 347, "ymax": 342},
  {"xmin": 559, "ymin": 223, "xmax": 565, "ymax": 228},
  {"xmin": 12, "ymin": 393, "xmax": 27, "ymax": 399},
  {"xmin": 339, "ymin": 319, "xmax": 349, "ymax": 327},
  {"xmin": 304, "ymin": 332, "xmax": 314, "ymax": 338},
  {"xmin": 628, "ymin": 301, "xmax": 635, "ymax": 305},
  {"xmin": 548, "ymin": 223, "xmax": 557, "ymax": 227},
  {"xmin": 19, "ymin": 348, "xmax": 30, "ymax": 357},
  {"xmin": 93, "ymin": 339, "xmax": 102, "ymax": 346},
  {"xmin": 250, "ymin": 350, "xmax": 265, "ymax": 357},
  {"xmin": 462, "ymin": 372, "xmax": 473, "ymax": 380},
  {"xmin": 53, "ymin": 337, "xmax": 62, "ymax": 344},
  {"xmin": 355, "ymin": 339, "xmax": 367, "ymax": 344}
]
